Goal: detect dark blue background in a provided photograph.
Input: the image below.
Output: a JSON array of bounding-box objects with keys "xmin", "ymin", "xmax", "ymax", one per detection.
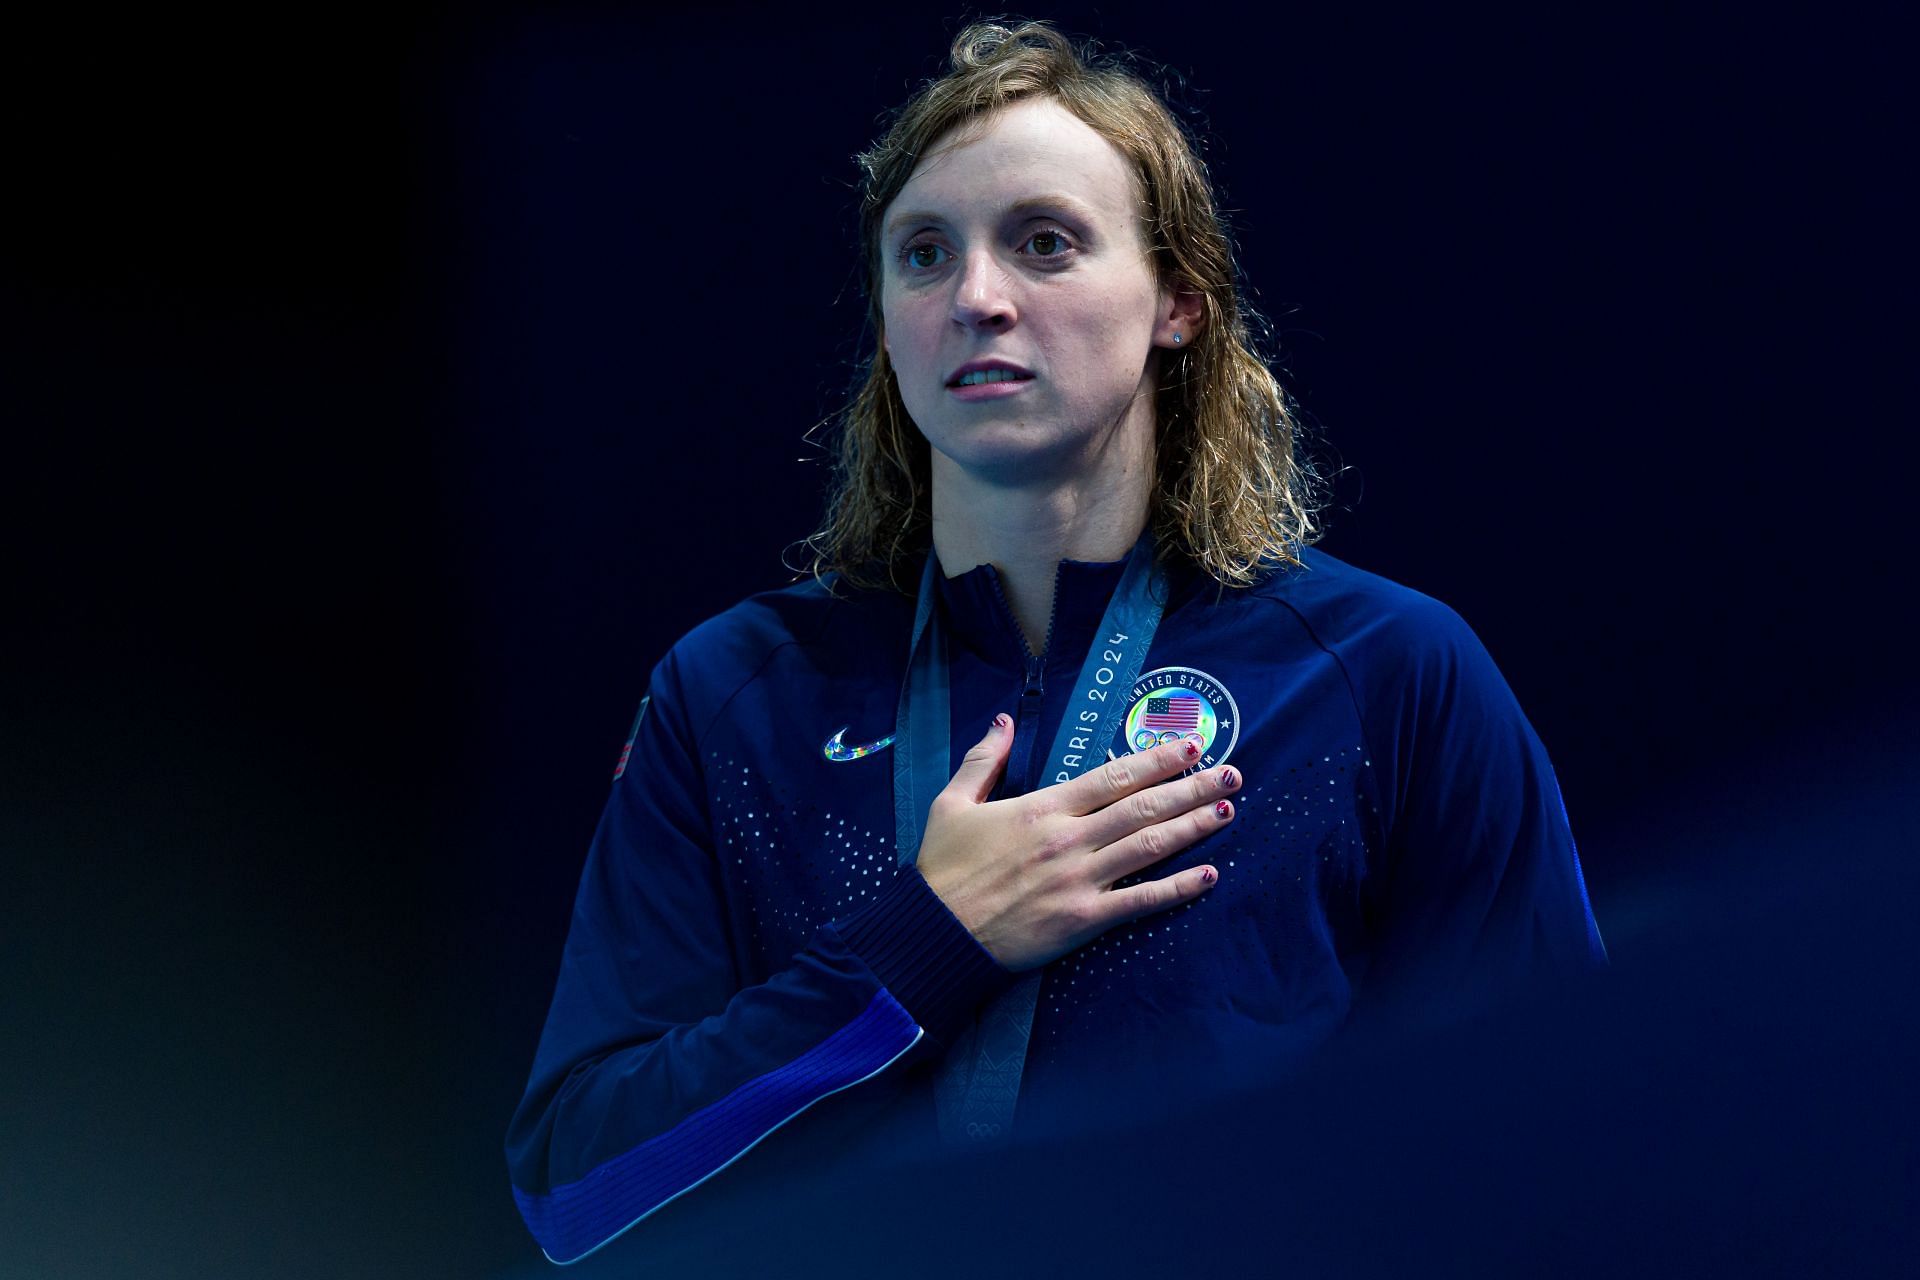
[{"xmin": 5, "ymin": 4, "xmax": 1913, "ymax": 1276}]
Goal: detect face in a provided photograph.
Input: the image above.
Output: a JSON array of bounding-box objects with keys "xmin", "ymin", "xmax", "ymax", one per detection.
[{"xmin": 879, "ymin": 97, "xmax": 1184, "ymax": 484}]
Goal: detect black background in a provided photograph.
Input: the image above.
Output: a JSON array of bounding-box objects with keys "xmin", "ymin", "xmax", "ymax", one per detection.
[{"xmin": 5, "ymin": 4, "xmax": 1914, "ymax": 1277}]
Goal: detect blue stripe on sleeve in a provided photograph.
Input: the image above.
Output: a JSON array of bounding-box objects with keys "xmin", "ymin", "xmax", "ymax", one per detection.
[
  {"xmin": 512, "ymin": 988, "xmax": 923, "ymax": 1266},
  {"xmin": 1549, "ymin": 766, "xmax": 1609, "ymax": 967}
]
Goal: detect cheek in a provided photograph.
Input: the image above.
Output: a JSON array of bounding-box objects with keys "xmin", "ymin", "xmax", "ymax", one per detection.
[
  {"xmin": 1052, "ymin": 287, "xmax": 1155, "ymax": 377},
  {"xmin": 881, "ymin": 294, "xmax": 935, "ymax": 362},
  {"xmin": 1068, "ymin": 269, "xmax": 1152, "ymax": 327}
]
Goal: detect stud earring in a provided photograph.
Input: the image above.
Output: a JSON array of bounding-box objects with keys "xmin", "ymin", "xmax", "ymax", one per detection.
[{"xmin": 1173, "ymin": 332, "xmax": 1182, "ymax": 344}]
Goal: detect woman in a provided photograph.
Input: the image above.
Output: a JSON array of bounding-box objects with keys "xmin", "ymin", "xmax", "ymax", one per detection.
[{"xmin": 506, "ymin": 20, "xmax": 1605, "ymax": 1265}]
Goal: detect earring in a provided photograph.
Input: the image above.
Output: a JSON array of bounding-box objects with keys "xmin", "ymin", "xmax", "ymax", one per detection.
[{"xmin": 1173, "ymin": 332, "xmax": 1182, "ymax": 344}]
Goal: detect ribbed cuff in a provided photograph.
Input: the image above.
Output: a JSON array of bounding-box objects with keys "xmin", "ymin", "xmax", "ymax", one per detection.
[{"xmin": 830, "ymin": 868, "xmax": 1015, "ymax": 1050}]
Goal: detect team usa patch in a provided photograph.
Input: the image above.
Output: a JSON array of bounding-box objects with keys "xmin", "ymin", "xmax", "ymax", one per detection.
[{"xmin": 1114, "ymin": 666, "xmax": 1239, "ymax": 768}]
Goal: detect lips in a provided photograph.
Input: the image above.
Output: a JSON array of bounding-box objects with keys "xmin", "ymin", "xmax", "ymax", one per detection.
[{"xmin": 944, "ymin": 358, "xmax": 1035, "ymax": 388}]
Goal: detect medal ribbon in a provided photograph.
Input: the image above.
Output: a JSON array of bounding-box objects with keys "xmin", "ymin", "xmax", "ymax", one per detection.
[{"xmin": 893, "ymin": 532, "xmax": 1167, "ymax": 1147}]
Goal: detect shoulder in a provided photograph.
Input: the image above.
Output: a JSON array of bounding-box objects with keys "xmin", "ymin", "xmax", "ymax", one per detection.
[
  {"xmin": 1237, "ymin": 545, "xmax": 1480, "ymax": 671},
  {"xmin": 1230, "ymin": 548, "xmax": 1543, "ymax": 842},
  {"xmin": 669, "ymin": 574, "xmax": 841, "ymax": 673},
  {"xmin": 1229, "ymin": 547, "xmax": 1526, "ymax": 765},
  {"xmin": 651, "ymin": 572, "xmax": 908, "ymax": 727}
]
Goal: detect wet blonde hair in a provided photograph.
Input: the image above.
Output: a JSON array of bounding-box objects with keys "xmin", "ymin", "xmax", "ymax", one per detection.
[{"xmin": 801, "ymin": 18, "xmax": 1322, "ymax": 592}]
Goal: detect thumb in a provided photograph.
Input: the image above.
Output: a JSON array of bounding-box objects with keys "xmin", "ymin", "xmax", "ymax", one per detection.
[{"xmin": 945, "ymin": 712, "xmax": 1014, "ymax": 805}]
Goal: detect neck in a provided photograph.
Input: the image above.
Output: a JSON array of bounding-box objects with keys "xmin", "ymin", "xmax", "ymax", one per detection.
[{"xmin": 930, "ymin": 440, "xmax": 1152, "ymax": 659}]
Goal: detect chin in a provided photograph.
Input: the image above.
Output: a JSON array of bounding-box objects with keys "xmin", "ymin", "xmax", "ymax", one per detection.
[{"xmin": 921, "ymin": 417, "xmax": 1092, "ymax": 485}]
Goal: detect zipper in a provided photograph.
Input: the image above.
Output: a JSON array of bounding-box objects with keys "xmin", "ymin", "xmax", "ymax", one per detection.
[
  {"xmin": 988, "ymin": 565, "xmax": 1063, "ymax": 798},
  {"xmin": 1006, "ymin": 652, "xmax": 1045, "ymax": 798}
]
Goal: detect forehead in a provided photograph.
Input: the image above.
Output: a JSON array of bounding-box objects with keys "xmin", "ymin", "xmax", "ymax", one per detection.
[{"xmin": 888, "ymin": 97, "xmax": 1143, "ymax": 227}]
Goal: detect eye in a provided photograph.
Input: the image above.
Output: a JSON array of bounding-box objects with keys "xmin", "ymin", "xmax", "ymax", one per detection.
[
  {"xmin": 1022, "ymin": 227, "xmax": 1075, "ymax": 259},
  {"xmin": 899, "ymin": 241, "xmax": 951, "ymax": 271}
]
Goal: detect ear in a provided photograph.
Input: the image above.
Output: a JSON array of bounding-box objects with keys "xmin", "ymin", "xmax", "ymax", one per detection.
[{"xmin": 1153, "ymin": 282, "xmax": 1207, "ymax": 350}]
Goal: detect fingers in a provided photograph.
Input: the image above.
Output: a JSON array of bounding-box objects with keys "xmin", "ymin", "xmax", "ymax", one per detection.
[
  {"xmin": 1052, "ymin": 738, "xmax": 1205, "ymax": 818},
  {"xmin": 1078, "ymin": 763, "xmax": 1240, "ymax": 851},
  {"xmin": 942, "ymin": 713, "xmax": 1014, "ymax": 806},
  {"xmin": 1088, "ymin": 792, "xmax": 1236, "ymax": 888},
  {"xmin": 1093, "ymin": 863, "xmax": 1220, "ymax": 932}
]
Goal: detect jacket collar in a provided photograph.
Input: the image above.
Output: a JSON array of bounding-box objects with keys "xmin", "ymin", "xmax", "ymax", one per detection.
[
  {"xmin": 930, "ymin": 541, "xmax": 1206, "ymax": 675},
  {"xmin": 929, "ymin": 556, "xmax": 1121, "ymax": 679}
]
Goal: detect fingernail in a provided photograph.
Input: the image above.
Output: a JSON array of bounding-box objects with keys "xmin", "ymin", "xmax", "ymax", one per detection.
[
  {"xmin": 1214, "ymin": 800, "xmax": 1231, "ymax": 820},
  {"xmin": 992, "ymin": 713, "xmax": 1010, "ymax": 732},
  {"xmin": 1182, "ymin": 741, "xmax": 1200, "ymax": 759},
  {"xmin": 1200, "ymin": 867, "xmax": 1217, "ymax": 885},
  {"xmin": 1220, "ymin": 767, "xmax": 1237, "ymax": 790}
]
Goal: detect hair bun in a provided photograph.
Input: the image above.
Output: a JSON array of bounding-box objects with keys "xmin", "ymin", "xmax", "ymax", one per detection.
[{"xmin": 950, "ymin": 20, "xmax": 1076, "ymax": 73}]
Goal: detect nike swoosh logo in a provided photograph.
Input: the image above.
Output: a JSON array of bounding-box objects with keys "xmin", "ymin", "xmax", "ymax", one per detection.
[{"xmin": 822, "ymin": 725, "xmax": 895, "ymax": 762}]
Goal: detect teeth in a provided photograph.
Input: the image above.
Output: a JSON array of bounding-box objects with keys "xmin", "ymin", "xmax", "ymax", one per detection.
[{"xmin": 956, "ymin": 369, "xmax": 1026, "ymax": 386}]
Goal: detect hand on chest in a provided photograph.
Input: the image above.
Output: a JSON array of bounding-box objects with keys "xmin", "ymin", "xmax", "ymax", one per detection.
[{"xmin": 709, "ymin": 628, "xmax": 1382, "ymax": 970}]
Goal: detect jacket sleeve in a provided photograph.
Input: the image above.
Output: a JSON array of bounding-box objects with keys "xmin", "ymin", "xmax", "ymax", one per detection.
[
  {"xmin": 1355, "ymin": 598, "xmax": 1608, "ymax": 1028},
  {"xmin": 504, "ymin": 647, "xmax": 1011, "ymax": 1265}
]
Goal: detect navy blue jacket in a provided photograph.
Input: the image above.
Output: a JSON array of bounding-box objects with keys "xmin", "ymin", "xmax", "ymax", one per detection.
[{"xmin": 505, "ymin": 546, "xmax": 1607, "ymax": 1263}]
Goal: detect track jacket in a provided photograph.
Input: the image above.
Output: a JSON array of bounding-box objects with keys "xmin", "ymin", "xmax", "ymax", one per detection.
[{"xmin": 505, "ymin": 545, "xmax": 1608, "ymax": 1263}]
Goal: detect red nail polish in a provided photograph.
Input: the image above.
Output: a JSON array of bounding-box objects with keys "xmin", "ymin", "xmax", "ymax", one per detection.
[
  {"xmin": 1214, "ymin": 800, "xmax": 1231, "ymax": 819},
  {"xmin": 1183, "ymin": 741, "xmax": 1200, "ymax": 759},
  {"xmin": 1221, "ymin": 767, "xmax": 1237, "ymax": 789},
  {"xmin": 993, "ymin": 713, "xmax": 1010, "ymax": 730},
  {"xmin": 1201, "ymin": 867, "xmax": 1217, "ymax": 884}
]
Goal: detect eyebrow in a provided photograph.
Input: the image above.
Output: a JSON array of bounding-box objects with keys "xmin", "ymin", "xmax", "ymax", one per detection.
[{"xmin": 883, "ymin": 193, "xmax": 1102, "ymax": 240}]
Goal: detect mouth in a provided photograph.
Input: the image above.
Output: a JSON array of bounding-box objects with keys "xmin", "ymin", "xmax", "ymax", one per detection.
[{"xmin": 944, "ymin": 360, "xmax": 1035, "ymax": 389}]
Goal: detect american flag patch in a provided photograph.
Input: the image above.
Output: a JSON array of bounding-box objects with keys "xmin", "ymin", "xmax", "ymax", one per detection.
[
  {"xmin": 1141, "ymin": 695, "xmax": 1202, "ymax": 733},
  {"xmin": 613, "ymin": 693, "xmax": 650, "ymax": 781}
]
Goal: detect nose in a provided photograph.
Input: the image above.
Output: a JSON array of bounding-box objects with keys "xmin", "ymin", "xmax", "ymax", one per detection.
[{"xmin": 949, "ymin": 249, "xmax": 1016, "ymax": 331}]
